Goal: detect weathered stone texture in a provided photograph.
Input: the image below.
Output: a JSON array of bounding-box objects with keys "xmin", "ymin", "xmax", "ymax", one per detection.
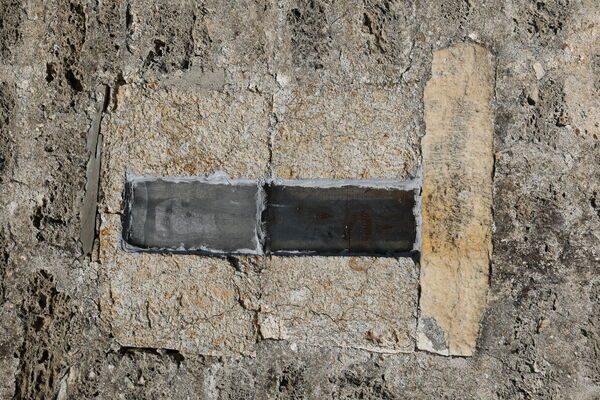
[
  {"xmin": 272, "ymin": 83, "xmax": 420, "ymax": 179},
  {"xmin": 562, "ymin": 11, "xmax": 600, "ymax": 140},
  {"xmin": 260, "ymin": 257, "xmax": 418, "ymax": 353},
  {"xmin": 2, "ymin": 0, "xmax": 599, "ymax": 398},
  {"xmin": 418, "ymin": 43, "xmax": 494, "ymax": 356},
  {"xmin": 100, "ymin": 85, "xmax": 271, "ymax": 213}
]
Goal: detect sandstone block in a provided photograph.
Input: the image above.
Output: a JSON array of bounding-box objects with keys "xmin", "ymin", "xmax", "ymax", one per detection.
[{"xmin": 417, "ymin": 43, "xmax": 494, "ymax": 356}]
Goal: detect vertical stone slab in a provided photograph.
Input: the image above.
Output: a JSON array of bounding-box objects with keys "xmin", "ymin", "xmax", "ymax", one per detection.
[{"xmin": 417, "ymin": 43, "xmax": 494, "ymax": 356}]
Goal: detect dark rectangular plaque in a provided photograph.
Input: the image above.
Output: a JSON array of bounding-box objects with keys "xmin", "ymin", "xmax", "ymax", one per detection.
[
  {"xmin": 123, "ymin": 179, "xmax": 261, "ymax": 253},
  {"xmin": 264, "ymin": 185, "xmax": 417, "ymax": 255}
]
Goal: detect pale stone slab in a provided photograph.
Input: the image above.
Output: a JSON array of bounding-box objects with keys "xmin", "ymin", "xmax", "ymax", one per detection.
[
  {"xmin": 100, "ymin": 85, "xmax": 271, "ymax": 213},
  {"xmin": 99, "ymin": 213, "xmax": 259, "ymax": 357},
  {"xmin": 417, "ymin": 43, "xmax": 494, "ymax": 356},
  {"xmin": 272, "ymin": 83, "xmax": 420, "ymax": 180},
  {"xmin": 260, "ymin": 256, "xmax": 418, "ymax": 353}
]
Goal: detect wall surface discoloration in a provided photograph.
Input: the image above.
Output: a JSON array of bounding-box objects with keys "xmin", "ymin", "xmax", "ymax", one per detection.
[{"xmin": 418, "ymin": 42, "xmax": 494, "ymax": 356}]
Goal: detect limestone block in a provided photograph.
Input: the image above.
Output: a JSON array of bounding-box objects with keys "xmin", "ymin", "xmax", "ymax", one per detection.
[
  {"xmin": 279, "ymin": 1, "xmax": 415, "ymax": 85},
  {"xmin": 99, "ymin": 213, "xmax": 259, "ymax": 357},
  {"xmin": 100, "ymin": 84, "xmax": 271, "ymax": 213},
  {"xmin": 563, "ymin": 21, "xmax": 600, "ymax": 139},
  {"xmin": 417, "ymin": 43, "xmax": 494, "ymax": 356},
  {"xmin": 260, "ymin": 256, "xmax": 418, "ymax": 353},
  {"xmin": 272, "ymin": 83, "xmax": 420, "ymax": 180}
]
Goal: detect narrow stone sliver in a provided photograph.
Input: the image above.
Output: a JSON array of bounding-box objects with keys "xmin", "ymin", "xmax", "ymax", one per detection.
[{"xmin": 417, "ymin": 42, "xmax": 494, "ymax": 357}]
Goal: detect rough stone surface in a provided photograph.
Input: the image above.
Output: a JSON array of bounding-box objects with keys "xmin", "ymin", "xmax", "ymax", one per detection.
[
  {"xmin": 272, "ymin": 83, "xmax": 421, "ymax": 179},
  {"xmin": 260, "ymin": 257, "xmax": 418, "ymax": 354},
  {"xmin": 418, "ymin": 43, "xmax": 494, "ymax": 356},
  {"xmin": 99, "ymin": 213, "xmax": 259, "ymax": 357},
  {"xmin": 1, "ymin": 0, "xmax": 599, "ymax": 399}
]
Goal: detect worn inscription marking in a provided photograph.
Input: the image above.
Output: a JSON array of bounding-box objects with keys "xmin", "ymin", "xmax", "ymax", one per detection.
[{"xmin": 123, "ymin": 179, "xmax": 261, "ymax": 253}]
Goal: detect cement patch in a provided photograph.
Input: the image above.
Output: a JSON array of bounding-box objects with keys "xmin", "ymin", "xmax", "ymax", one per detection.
[
  {"xmin": 123, "ymin": 178, "xmax": 262, "ymax": 254},
  {"xmin": 265, "ymin": 185, "xmax": 416, "ymax": 255}
]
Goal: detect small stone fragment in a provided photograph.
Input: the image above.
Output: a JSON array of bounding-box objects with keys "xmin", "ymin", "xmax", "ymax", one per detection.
[{"xmin": 533, "ymin": 62, "xmax": 545, "ymax": 79}]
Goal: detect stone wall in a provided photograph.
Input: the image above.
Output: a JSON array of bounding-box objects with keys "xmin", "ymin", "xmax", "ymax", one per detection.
[{"xmin": 0, "ymin": 1, "xmax": 598, "ymax": 399}]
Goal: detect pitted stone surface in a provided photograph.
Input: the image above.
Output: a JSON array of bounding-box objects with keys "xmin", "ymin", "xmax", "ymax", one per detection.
[{"xmin": 260, "ymin": 256, "xmax": 418, "ymax": 353}]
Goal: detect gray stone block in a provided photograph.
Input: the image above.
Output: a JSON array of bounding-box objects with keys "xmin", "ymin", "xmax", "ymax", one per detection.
[{"xmin": 123, "ymin": 178, "xmax": 262, "ymax": 254}]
